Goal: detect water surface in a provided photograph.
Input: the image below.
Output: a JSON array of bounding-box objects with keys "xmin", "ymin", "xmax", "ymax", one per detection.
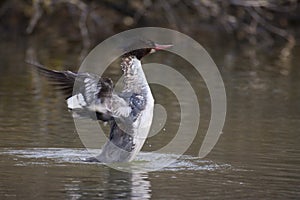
[{"xmin": 0, "ymin": 38, "xmax": 299, "ymax": 199}]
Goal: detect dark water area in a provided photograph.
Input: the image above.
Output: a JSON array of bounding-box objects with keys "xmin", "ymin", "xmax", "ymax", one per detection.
[{"xmin": 0, "ymin": 34, "xmax": 299, "ymax": 200}]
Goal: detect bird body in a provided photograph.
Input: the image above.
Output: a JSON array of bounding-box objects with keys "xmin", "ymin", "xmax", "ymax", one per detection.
[{"xmin": 31, "ymin": 41, "xmax": 172, "ymax": 163}]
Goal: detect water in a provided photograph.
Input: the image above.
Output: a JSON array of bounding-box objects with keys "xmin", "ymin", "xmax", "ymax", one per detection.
[{"xmin": 0, "ymin": 37, "xmax": 299, "ymax": 199}]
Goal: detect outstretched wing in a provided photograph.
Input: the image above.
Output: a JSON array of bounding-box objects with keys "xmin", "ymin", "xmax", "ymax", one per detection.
[
  {"xmin": 30, "ymin": 62, "xmax": 132, "ymax": 121},
  {"xmin": 32, "ymin": 63, "xmax": 77, "ymax": 98}
]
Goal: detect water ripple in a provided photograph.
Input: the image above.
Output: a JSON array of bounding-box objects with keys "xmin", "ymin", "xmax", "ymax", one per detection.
[{"xmin": 0, "ymin": 148, "xmax": 231, "ymax": 172}]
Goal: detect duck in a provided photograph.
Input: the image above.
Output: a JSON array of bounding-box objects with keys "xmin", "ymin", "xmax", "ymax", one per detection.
[{"xmin": 31, "ymin": 40, "xmax": 172, "ymax": 163}]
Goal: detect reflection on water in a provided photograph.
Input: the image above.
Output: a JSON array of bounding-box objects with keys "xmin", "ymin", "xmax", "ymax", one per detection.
[
  {"xmin": 0, "ymin": 38, "xmax": 300, "ymax": 199},
  {"xmin": 0, "ymin": 148, "xmax": 152, "ymax": 199},
  {"xmin": 0, "ymin": 147, "xmax": 231, "ymax": 199}
]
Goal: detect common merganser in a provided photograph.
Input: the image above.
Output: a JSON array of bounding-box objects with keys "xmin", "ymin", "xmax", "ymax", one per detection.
[{"xmin": 32, "ymin": 41, "xmax": 172, "ymax": 163}]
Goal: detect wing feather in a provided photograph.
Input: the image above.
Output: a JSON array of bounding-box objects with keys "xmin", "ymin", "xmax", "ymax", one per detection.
[{"xmin": 29, "ymin": 62, "xmax": 132, "ymax": 121}]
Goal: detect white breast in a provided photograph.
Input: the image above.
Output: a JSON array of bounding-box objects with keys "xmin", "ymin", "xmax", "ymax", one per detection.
[{"xmin": 129, "ymin": 88, "xmax": 154, "ymax": 161}]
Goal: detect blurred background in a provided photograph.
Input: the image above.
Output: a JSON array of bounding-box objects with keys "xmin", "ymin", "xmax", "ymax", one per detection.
[
  {"xmin": 1, "ymin": 0, "xmax": 299, "ymax": 67},
  {"xmin": 0, "ymin": 0, "xmax": 300, "ymax": 199}
]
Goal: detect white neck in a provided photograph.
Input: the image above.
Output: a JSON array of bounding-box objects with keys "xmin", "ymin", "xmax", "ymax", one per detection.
[{"xmin": 122, "ymin": 57, "xmax": 149, "ymax": 94}]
